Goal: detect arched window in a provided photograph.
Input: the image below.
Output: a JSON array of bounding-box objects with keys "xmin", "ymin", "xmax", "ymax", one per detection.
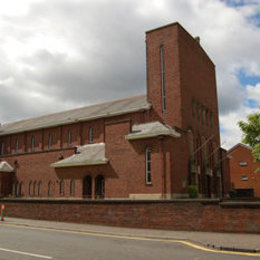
[
  {"xmin": 16, "ymin": 183, "xmax": 20, "ymax": 197},
  {"xmin": 38, "ymin": 181, "xmax": 42, "ymax": 197},
  {"xmin": 33, "ymin": 181, "xmax": 37, "ymax": 196},
  {"xmin": 70, "ymin": 179, "xmax": 75, "ymax": 196},
  {"xmin": 95, "ymin": 175, "xmax": 105, "ymax": 199},
  {"xmin": 12, "ymin": 182, "xmax": 16, "ymax": 196},
  {"xmin": 20, "ymin": 182, "xmax": 24, "ymax": 196},
  {"xmin": 83, "ymin": 176, "xmax": 92, "ymax": 198},
  {"xmin": 48, "ymin": 181, "xmax": 53, "ymax": 197},
  {"xmin": 145, "ymin": 148, "xmax": 152, "ymax": 184},
  {"xmin": 29, "ymin": 181, "xmax": 33, "ymax": 196},
  {"xmin": 60, "ymin": 179, "xmax": 64, "ymax": 196}
]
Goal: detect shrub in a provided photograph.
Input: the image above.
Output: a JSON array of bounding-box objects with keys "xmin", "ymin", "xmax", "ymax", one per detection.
[
  {"xmin": 188, "ymin": 185, "xmax": 199, "ymax": 198},
  {"xmin": 229, "ymin": 189, "xmax": 237, "ymax": 199}
]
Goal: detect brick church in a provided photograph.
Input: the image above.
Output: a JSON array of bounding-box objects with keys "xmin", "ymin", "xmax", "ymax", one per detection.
[{"xmin": 0, "ymin": 22, "xmax": 226, "ymax": 199}]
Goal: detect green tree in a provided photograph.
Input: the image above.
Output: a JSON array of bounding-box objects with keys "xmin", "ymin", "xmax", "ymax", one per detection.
[{"xmin": 238, "ymin": 112, "xmax": 260, "ymax": 163}]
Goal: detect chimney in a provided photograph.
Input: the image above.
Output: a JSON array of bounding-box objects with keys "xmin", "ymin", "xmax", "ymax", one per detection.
[{"xmin": 194, "ymin": 36, "xmax": 200, "ymax": 44}]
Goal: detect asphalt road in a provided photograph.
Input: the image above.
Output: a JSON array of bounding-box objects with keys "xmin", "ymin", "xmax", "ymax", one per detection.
[{"xmin": 0, "ymin": 224, "xmax": 258, "ymax": 260}]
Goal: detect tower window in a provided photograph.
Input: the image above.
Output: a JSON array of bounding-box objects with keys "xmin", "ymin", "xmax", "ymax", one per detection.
[{"xmin": 160, "ymin": 45, "xmax": 166, "ymax": 113}]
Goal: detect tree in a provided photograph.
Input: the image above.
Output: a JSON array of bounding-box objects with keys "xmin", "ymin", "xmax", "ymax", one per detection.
[{"xmin": 238, "ymin": 112, "xmax": 260, "ymax": 163}]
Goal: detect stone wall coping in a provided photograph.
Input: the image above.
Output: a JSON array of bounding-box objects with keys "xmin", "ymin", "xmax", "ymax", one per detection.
[
  {"xmin": 220, "ymin": 201, "xmax": 260, "ymax": 208},
  {"xmin": 0, "ymin": 198, "xmax": 220, "ymax": 205}
]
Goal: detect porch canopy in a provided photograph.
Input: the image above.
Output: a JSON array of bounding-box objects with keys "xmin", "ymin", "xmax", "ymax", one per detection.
[
  {"xmin": 0, "ymin": 161, "xmax": 14, "ymax": 172},
  {"xmin": 51, "ymin": 143, "xmax": 108, "ymax": 168},
  {"xmin": 125, "ymin": 121, "xmax": 180, "ymax": 140}
]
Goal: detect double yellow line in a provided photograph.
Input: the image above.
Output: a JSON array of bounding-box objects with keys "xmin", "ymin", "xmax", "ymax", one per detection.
[{"xmin": 3, "ymin": 222, "xmax": 260, "ymax": 258}]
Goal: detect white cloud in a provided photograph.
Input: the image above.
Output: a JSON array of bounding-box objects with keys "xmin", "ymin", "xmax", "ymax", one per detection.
[{"xmin": 0, "ymin": 0, "xmax": 260, "ymax": 149}]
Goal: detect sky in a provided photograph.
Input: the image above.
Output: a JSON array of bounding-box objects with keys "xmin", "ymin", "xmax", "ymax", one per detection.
[{"xmin": 0, "ymin": 0, "xmax": 259, "ymax": 150}]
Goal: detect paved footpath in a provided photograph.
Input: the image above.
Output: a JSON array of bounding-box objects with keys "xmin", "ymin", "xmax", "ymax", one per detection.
[{"xmin": 1, "ymin": 217, "xmax": 260, "ymax": 253}]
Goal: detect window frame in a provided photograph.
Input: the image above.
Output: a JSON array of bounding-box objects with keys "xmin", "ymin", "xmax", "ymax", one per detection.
[
  {"xmin": 48, "ymin": 133, "xmax": 53, "ymax": 150},
  {"xmin": 15, "ymin": 139, "xmax": 19, "ymax": 153},
  {"xmin": 68, "ymin": 130, "xmax": 72, "ymax": 147},
  {"xmin": 89, "ymin": 127, "xmax": 94, "ymax": 144},
  {"xmin": 160, "ymin": 45, "xmax": 166, "ymax": 114},
  {"xmin": 145, "ymin": 147, "xmax": 152, "ymax": 185}
]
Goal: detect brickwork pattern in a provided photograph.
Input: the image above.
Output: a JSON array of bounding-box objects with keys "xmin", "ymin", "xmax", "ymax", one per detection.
[{"xmin": 2, "ymin": 199, "xmax": 260, "ymax": 233}]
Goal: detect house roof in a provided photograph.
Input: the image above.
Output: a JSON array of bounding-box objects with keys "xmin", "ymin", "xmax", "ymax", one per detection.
[
  {"xmin": 0, "ymin": 161, "xmax": 14, "ymax": 172},
  {"xmin": 51, "ymin": 143, "xmax": 108, "ymax": 168},
  {"xmin": 125, "ymin": 121, "xmax": 180, "ymax": 140},
  {"xmin": 0, "ymin": 95, "xmax": 150, "ymax": 136},
  {"xmin": 228, "ymin": 143, "xmax": 252, "ymax": 153}
]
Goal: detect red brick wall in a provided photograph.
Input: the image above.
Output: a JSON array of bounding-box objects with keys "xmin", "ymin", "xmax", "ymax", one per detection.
[{"xmin": 2, "ymin": 199, "xmax": 260, "ymax": 233}]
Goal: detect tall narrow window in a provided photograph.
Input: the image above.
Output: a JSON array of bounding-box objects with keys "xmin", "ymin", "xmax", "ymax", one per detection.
[
  {"xmin": 70, "ymin": 179, "xmax": 75, "ymax": 196},
  {"xmin": 38, "ymin": 181, "xmax": 42, "ymax": 197},
  {"xmin": 206, "ymin": 109, "xmax": 209, "ymax": 125},
  {"xmin": 1, "ymin": 142, "xmax": 4, "ymax": 155},
  {"xmin": 33, "ymin": 181, "xmax": 37, "ymax": 196},
  {"xmin": 20, "ymin": 182, "xmax": 24, "ymax": 196},
  {"xmin": 160, "ymin": 46, "xmax": 166, "ymax": 113},
  {"xmin": 68, "ymin": 131, "xmax": 72, "ymax": 147},
  {"xmin": 145, "ymin": 147, "xmax": 152, "ymax": 184},
  {"xmin": 48, "ymin": 134, "xmax": 53, "ymax": 149},
  {"xmin": 89, "ymin": 127, "xmax": 94, "ymax": 144},
  {"xmin": 31, "ymin": 136, "xmax": 35, "ymax": 152},
  {"xmin": 192, "ymin": 99, "xmax": 196, "ymax": 118},
  {"xmin": 48, "ymin": 181, "xmax": 53, "ymax": 197},
  {"xmin": 197, "ymin": 103, "xmax": 200, "ymax": 121},
  {"xmin": 209, "ymin": 112, "xmax": 213, "ymax": 127},
  {"xmin": 15, "ymin": 139, "xmax": 19, "ymax": 153},
  {"xmin": 60, "ymin": 179, "xmax": 64, "ymax": 196},
  {"xmin": 29, "ymin": 181, "xmax": 33, "ymax": 196}
]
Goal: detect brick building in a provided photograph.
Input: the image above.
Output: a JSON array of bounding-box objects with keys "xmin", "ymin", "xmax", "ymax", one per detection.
[
  {"xmin": 0, "ymin": 22, "xmax": 225, "ymax": 199},
  {"xmin": 228, "ymin": 143, "xmax": 260, "ymax": 198}
]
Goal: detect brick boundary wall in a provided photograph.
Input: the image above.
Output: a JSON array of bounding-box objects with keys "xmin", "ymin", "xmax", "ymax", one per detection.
[{"xmin": 1, "ymin": 199, "xmax": 260, "ymax": 233}]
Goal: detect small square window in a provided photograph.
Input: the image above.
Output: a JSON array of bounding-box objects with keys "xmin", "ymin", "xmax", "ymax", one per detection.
[
  {"xmin": 239, "ymin": 161, "xmax": 247, "ymax": 166},
  {"xmin": 241, "ymin": 176, "xmax": 248, "ymax": 181}
]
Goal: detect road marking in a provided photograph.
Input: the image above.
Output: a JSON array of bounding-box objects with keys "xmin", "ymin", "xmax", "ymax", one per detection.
[
  {"xmin": 3, "ymin": 222, "xmax": 260, "ymax": 258},
  {"xmin": 0, "ymin": 247, "xmax": 52, "ymax": 259}
]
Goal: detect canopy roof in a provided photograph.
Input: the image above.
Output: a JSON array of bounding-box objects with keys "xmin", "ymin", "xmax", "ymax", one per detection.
[
  {"xmin": 125, "ymin": 121, "xmax": 180, "ymax": 140},
  {"xmin": 51, "ymin": 143, "xmax": 108, "ymax": 168},
  {"xmin": 0, "ymin": 161, "xmax": 14, "ymax": 172}
]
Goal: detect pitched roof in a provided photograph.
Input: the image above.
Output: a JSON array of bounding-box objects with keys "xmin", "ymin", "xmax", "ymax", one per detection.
[
  {"xmin": 51, "ymin": 143, "xmax": 108, "ymax": 168},
  {"xmin": 0, "ymin": 95, "xmax": 150, "ymax": 136},
  {"xmin": 0, "ymin": 161, "xmax": 14, "ymax": 172},
  {"xmin": 228, "ymin": 143, "xmax": 252, "ymax": 153},
  {"xmin": 125, "ymin": 121, "xmax": 180, "ymax": 140}
]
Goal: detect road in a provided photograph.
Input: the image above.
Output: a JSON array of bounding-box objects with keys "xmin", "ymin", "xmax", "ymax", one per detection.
[{"xmin": 0, "ymin": 224, "xmax": 258, "ymax": 260}]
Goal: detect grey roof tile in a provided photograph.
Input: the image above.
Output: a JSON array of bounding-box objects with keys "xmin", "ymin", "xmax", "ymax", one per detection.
[{"xmin": 0, "ymin": 95, "xmax": 150, "ymax": 136}]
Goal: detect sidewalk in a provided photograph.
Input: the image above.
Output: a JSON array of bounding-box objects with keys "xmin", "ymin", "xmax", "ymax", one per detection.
[{"xmin": 2, "ymin": 217, "xmax": 260, "ymax": 253}]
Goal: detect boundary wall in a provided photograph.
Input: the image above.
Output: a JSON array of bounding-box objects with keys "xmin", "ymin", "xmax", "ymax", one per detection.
[{"xmin": 1, "ymin": 199, "xmax": 260, "ymax": 233}]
